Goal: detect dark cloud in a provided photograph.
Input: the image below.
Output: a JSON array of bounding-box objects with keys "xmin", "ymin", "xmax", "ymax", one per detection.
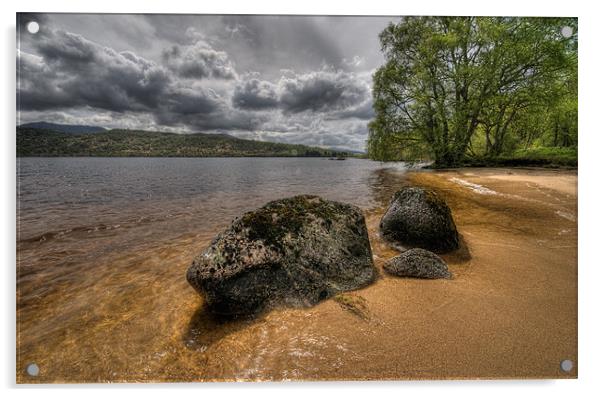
[
  {"xmin": 35, "ymin": 29, "xmax": 97, "ymax": 65},
  {"xmin": 18, "ymin": 52, "xmax": 75, "ymax": 111},
  {"xmin": 164, "ymin": 86, "xmax": 222, "ymax": 115},
  {"xmin": 162, "ymin": 39, "xmax": 237, "ymax": 80},
  {"xmin": 232, "ymin": 78, "xmax": 279, "ymax": 110},
  {"xmin": 20, "ymin": 29, "xmax": 171, "ymax": 112},
  {"xmin": 278, "ymin": 70, "xmax": 370, "ymax": 113},
  {"xmin": 155, "ymin": 101, "xmax": 267, "ymax": 131},
  {"xmin": 17, "ymin": 14, "xmax": 396, "ymax": 150},
  {"xmin": 232, "ymin": 70, "xmax": 372, "ymax": 116}
]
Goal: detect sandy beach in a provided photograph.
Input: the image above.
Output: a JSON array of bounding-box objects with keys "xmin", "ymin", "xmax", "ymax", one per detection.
[
  {"xmin": 187, "ymin": 167, "xmax": 578, "ymax": 381},
  {"xmin": 207, "ymin": 167, "xmax": 578, "ymax": 381},
  {"xmin": 360, "ymin": 167, "xmax": 578, "ymax": 379}
]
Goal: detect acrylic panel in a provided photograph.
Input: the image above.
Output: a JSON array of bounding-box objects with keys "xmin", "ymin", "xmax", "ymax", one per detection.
[{"xmin": 16, "ymin": 13, "xmax": 578, "ymax": 383}]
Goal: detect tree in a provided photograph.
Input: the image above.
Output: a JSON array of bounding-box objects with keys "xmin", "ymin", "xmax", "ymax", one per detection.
[{"xmin": 368, "ymin": 17, "xmax": 577, "ymax": 166}]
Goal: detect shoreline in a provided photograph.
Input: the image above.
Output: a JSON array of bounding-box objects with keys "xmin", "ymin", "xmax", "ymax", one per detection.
[{"xmin": 16, "ymin": 166, "xmax": 577, "ymax": 382}]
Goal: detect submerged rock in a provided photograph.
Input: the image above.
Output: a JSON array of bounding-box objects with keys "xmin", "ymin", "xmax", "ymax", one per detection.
[
  {"xmin": 380, "ymin": 187, "xmax": 459, "ymax": 253},
  {"xmin": 384, "ymin": 248, "xmax": 452, "ymax": 279},
  {"xmin": 186, "ymin": 195, "xmax": 377, "ymax": 317}
]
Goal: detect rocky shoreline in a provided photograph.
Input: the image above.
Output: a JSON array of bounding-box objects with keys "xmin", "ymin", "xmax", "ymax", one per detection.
[{"xmin": 187, "ymin": 187, "xmax": 459, "ymax": 317}]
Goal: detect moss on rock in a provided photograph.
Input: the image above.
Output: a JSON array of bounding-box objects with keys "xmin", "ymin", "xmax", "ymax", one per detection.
[{"xmin": 187, "ymin": 195, "xmax": 377, "ymax": 317}]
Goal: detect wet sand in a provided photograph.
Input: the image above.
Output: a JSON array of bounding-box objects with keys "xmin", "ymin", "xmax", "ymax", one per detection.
[{"xmin": 17, "ymin": 167, "xmax": 577, "ymax": 382}]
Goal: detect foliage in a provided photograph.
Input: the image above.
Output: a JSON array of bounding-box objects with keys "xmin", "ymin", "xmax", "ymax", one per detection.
[
  {"xmin": 508, "ymin": 146, "xmax": 577, "ymax": 166},
  {"xmin": 16, "ymin": 128, "xmax": 342, "ymax": 158},
  {"xmin": 368, "ymin": 17, "xmax": 577, "ymax": 166}
]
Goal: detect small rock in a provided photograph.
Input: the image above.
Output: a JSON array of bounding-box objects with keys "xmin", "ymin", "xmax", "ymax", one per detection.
[
  {"xmin": 380, "ymin": 187, "xmax": 459, "ymax": 253},
  {"xmin": 384, "ymin": 248, "xmax": 452, "ymax": 279}
]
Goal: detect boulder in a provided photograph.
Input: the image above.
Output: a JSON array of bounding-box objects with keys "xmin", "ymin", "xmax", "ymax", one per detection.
[
  {"xmin": 380, "ymin": 187, "xmax": 459, "ymax": 253},
  {"xmin": 384, "ymin": 248, "xmax": 452, "ymax": 279},
  {"xmin": 186, "ymin": 195, "xmax": 377, "ymax": 317}
]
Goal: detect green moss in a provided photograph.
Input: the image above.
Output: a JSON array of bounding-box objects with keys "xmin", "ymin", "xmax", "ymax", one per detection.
[{"xmin": 240, "ymin": 195, "xmax": 341, "ymax": 248}]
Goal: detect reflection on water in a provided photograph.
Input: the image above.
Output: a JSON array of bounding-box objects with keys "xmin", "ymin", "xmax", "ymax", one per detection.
[{"xmin": 17, "ymin": 157, "xmax": 408, "ymax": 382}]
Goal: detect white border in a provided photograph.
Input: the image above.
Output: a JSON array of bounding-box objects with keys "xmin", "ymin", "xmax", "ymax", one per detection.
[{"xmin": 3, "ymin": 1, "xmax": 601, "ymax": 396}]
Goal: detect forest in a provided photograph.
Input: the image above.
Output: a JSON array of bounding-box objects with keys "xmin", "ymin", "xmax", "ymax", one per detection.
[{"xmin": 367, "ymin": 17, "xmax": 577, "ymax": 167}]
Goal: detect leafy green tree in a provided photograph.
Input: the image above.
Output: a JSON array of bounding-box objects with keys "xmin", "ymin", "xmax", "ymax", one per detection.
[{"xmin": 368, "ymin": 17, "xmax": 577, "ymax": 166}]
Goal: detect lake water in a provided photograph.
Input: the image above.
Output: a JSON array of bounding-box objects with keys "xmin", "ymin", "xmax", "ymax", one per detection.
[
  {"xmin": 18, "ymin": 157, "xmax": 409, "ymax": 241},
  {"xmin": 16, "ymin": 158, "xmax": 578, "ymax": 381},
  {"xmin": 16, "ymin": 157, "xmax": 409, "ymax": 382}
]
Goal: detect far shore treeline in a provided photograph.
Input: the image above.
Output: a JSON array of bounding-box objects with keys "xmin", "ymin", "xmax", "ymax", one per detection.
[
  {"xmin": 16, "ymin": 127, "xmax": 355, "ymax": 158},
  {"xmin": 367, "ymin": 17, "xmax": 577, "ymax": 167}
]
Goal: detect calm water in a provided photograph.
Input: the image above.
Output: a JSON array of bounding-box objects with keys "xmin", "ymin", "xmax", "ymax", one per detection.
[
  {"xmin": 18, "ymin": 157, "xmax": 407, "ymax": 241},
  {"xmin": 16, "ymin": 157, "xmax": 408, "ymax": 382}
]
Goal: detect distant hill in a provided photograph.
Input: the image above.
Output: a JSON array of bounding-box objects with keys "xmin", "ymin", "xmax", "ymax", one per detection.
[
  {"xmin": 16, "ymin": 127, "xmax": 345, "ymax": 158},
  {"xmin": 18, "ymin": 122, "xmax": 107, "ymax": 134}
]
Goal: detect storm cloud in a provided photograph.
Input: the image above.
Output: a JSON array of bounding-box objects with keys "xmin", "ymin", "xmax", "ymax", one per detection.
[
  {"xmin": 17, "ymin": 14, "xmax": 397, "ymax": 151},
  {"xmin": 20, "ymin": 28, "xmax": 171, "ymax": 112},
  {"xmin": 162, "ymin": 32, "xmax": 238, "ymax": 80},
  {"xmin": 232, "ymin": 78, "xmax": 279, "ymax": 110},
  {"xmin": 278, "ymin": 69, "xmax": 370, "ymax": 113},
  {"xmin": 232, "ymin": 70, "xmax": 370, "ymax": 115}
]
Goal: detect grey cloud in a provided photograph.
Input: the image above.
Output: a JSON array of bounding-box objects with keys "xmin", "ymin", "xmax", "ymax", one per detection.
[
  {"xmin": 36, "ymin": 29, "xmax": 97, "ymax": 65},
  {"xmin": 30, "ymin": 14, "xmax": 162, "ymax": 56},
  {"xmin": 232, "ymin": 70, "xmax": 372, "ymax": 116},
  {"xmin": 20, "ymin": 29, "xmax": 171, "ymax": 113},
  {"xmin": 17, "ymin": 14, "xmax": 393, "ymax": 151},
  {"xmin": 330, "ymin": 99, "xmax": 375, "ymax": 120},
  {"xmin": 164, "ymin": 86, "xmax": 222, "ymax": 115},
  {"xmin": 18, "ymin": 27, "xmax": 239, "ymax": 132},
  {"xmin": 213, "ymin": 16, "xmax": 333, "ymax": 77},
  {"xmin": 162, "ymin": 40, "xmax": 237, "ymax": 80},
  {"xmin": 155, "ymin": 82, "xmax": 266, "ymax": 131},
  {"xmin": 278, "ymin": 70, "xmax": 369, "ymax": 113},
  {"xmin": 232, "ymin": 78, "xmax": 279, "ymax": 109},
  {"xmin": 18, "ymin": 52, "xmax": 76, "ymax": 111},
  {"xmin": 155, "ymin": 103, "xmax": 266, "ymax": 131}
]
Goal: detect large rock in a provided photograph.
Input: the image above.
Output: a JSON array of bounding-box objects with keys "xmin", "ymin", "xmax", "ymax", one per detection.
[
  {"xmin": 186, "ymin": 195, "xmax": 377, "ymax": 317},
  {"xmin": 380, "ymin": 187, "xmax": 459, "ymax": 253},
  {"xmin": 384, "ymin": 248, "xmax": 452, "ymax": 279}
]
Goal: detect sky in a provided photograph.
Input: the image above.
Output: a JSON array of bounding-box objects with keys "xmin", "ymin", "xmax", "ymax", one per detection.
[{"xmin": 17, "ymin": 13, "xmax": 400, "ymax": 151}]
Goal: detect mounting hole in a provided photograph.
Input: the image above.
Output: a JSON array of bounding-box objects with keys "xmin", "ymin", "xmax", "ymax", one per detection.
[
  {"xmin": 560, "ymin": 359, "xmax": 573, "ymax": 373},
  {"xmin": 561, "ymin": 26, "xmax": 573, "ymax": 38},
  {"xmin": 26, "ymin": 363, "xmax": 39, "ymax": 376},
  {"xmin": 26, "ymin": 21, "xmax": 39, "ymax": 34}
]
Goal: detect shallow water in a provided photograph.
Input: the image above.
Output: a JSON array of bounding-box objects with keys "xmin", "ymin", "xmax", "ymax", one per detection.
[
  {"xmin": 16, "ymin": 159, "xmax": 577, "ymax": 382},
  {"xmin": 17, "ymin": 157, "xmax": 409, "ymax": 382}
]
